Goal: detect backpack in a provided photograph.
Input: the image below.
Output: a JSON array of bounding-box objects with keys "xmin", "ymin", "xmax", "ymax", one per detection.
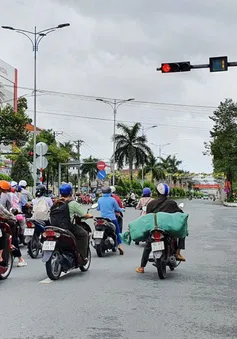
[
  {"xmin": 50, "ymin": 200, "xmax": 72, "ymax": 230},
  {"xmin": 33, "ymin": 197, "xmax": 50, "ymax": 221}
]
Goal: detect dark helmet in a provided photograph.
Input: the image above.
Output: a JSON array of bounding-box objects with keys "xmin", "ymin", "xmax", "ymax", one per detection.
[
  {"xmin": 59, "ymin": 183, "xmax": 72, "ymax": 197},
  {"xmin": 36, "ymin": 184, "xmax": 46, "ymax": 197},
  {"xmin": 142, "ymin": 187, "xmax": 151, "ymax": 197},
  {"xmin": 101, "ymin": 186, "xmax": 111, "ymax": 194}
]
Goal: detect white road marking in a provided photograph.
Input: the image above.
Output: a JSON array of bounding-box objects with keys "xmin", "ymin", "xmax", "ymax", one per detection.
[{"xmin": 39, "ymin": 272, "xmax": 68, "ymax": 284}]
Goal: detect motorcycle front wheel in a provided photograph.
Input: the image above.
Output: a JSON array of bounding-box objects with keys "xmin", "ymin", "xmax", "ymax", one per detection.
[
  {"xmin": 46, "ymin": 250, "xmax": 62, "ymax": 280},
  {"xmin": 156, "ymin": 255, "xmax": 167, "ymax": 279}
]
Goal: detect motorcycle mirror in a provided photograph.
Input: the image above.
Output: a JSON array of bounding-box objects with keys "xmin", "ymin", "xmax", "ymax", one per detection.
[
  {"xmin": 179, "ymin": 203, "xmax": 184, "ymax": 209},
  {"xmin": 91, "ymin": 203, "xmax": 98, "ymax": 209}
]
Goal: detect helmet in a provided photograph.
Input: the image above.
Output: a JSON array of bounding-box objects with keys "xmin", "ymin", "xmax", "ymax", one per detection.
[
  {"xmin": 10, "ymin": 181, "xmax": 17, "ymax": 188},
  {"xmin": 16, "ymin": 185, "xmax": 22, "ymax": 192},
  {"xmin": 19, "ymin": 180, "xmax": 27, "ymax": 187},
  {"xmin": 36, "ymin": 184, "xmax": 46, "ymax": 197},
  {"xmin": 0, "ymin": 180, "xmax": 11, "ymax": 191},
  {"xmin": 101, "ymin": 186, "xmax": 111, "ymax": 194},
  {"xmin": 59, "ymin": 183, "xmax": 72, "ymax": 197},
  {"xmin": 157, "ymin": 183, "xmax": 170, "ymax": 196},
  {"xmin": 110, "ymin": 186, "xmax": 116, "ymax": 193},
  {"xmin": 142, "ymin": 187, "xmax": 151, "ymax": 197}
]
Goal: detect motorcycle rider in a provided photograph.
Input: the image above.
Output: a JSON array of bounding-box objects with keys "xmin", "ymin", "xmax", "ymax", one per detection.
[
  {"xmin": 136, "ymin": 183, "xmax": 186, "ymax": 274},
  {"xmin": 110, "ymin": 186, "xmax": 124, "ymax": 232},
  {"xmin": 136, "ymin": 187, "xmax": 154, "ymax": 216},
  {"xmin": 19, "ymin": 180, "xmax": 33, "ymax": 202},
  {"xmin": 51, "ymin": 183, "xmax": 93, "ymax": 264},
  {"xmin": 97, "ymin": 186, "xmax": 124, "ymax": 255},
  {"xmin": 32, "ymin": 185, "xmax": 53, "ymax": 224}
]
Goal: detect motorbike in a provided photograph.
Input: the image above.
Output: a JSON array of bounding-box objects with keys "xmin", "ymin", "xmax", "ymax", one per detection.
[
  {"xmin": 41, "ymin": 219, "xmax": 92, "ymax": 281},
  {"xmin": 10, "ymin": 209, "xmax": 27, "ymax": 246},
  {"xmin": 123, "ymin": 198, "xmax": 137, "ymax": 208},
  {"xmin": 24, "ymin": 219, "xmax": 46, "ymax": 258},
  {"xmin": 0, "ymin": 220, "xmax": 13, "ymax": 280},
  {"xmin": 188, "ymin": 195, "xmax": 192, "ymax": 200},
  {"xmin": 148, "ymin": 202, "xmax": 184, "ymax": 280},
  {"xmin": 89, "ymin": 203, "xmax": 118, "ymax": 257}
]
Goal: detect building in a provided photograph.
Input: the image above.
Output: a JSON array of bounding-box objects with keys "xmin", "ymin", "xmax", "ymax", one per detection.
[{"xmin": 0, "ymin": 58, "xmax": 18, "ymax": 111}]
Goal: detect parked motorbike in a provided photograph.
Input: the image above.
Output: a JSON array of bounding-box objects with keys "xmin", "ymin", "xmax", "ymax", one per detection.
[
  {"xmin": 24, "ymin": 219, "xmax": 46, "ymax": 258},
  {"xmin": 148, "ymin": 203, "xmax": 184, "ymax": 280},
  {"xmin": 42, "ymin": 221, "xmax": 92, "ymax": 281},
  {"xmin": 0, "ymin": 220, "xmax": 13, "ymax": 280},
  {"xmin": 123, "ymin": 198, "xmax": 137, "ymax": 208}
]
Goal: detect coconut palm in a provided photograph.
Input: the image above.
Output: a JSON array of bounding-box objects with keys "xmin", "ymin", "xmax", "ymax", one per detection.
[
  {"xmin": 114, "ymin": 122, "xmax": 152, "ymax": 181},
  {"xmin": 139, "ymin": 154, "xmax": 165, "ymax": 183},
  {"xmin": 81, "ymin": 156, "xmax": 99, "ymax": 189},
  {"xmin": 159, "ymin": 155, "xmax": 182, "ymax": 184}
]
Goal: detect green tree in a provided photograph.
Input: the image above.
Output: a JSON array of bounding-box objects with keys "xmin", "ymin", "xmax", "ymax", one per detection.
[
  {"xmin": 0, "ymin": 97, "xmax": 31, "ymax": 146},
  {"xmin": 81, "ymin": 156, "xmax": 99, "ymax": 189},
  {"xmin": 11, "ymin": 153, "xmax": 33, "ymax": 186},
  {"xmin": 159, "ymin": 155, "xmax": 182, "ymax": 184},
  {"xmin": 114, "ymin": 122, "xmax": 152, "ymax": 181},
  {"xmin": 138, "ymin": 154, "xmax": 166, "ymax": 183},
  {"xmin": 204, "ymin": 98, "xmax": 237, "ymax": 196}
]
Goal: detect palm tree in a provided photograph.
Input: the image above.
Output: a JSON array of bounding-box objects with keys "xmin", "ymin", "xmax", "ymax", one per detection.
[
  {"xmin": 59, "ymin": 141, "xmax": 77, "ymax": 182},
  {"xmin": 139, "ymin": 154, "xmax": 165, "ymax": 183},
  {"xmin": 81, "ymin": 155, "xmax": 99, "ymax": 189},
  {"xmin": 159, "ymin": 155, "xmax": 182, "ymax": 184},
  {"xmin": 114, "ymin": 122, "xmax": 152, "ymax": 181}
]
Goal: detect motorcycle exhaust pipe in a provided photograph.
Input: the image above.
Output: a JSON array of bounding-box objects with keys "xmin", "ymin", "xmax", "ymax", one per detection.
[{"xmin": 169, "ymin": 255, "xmax": 177, "ymax": 265}]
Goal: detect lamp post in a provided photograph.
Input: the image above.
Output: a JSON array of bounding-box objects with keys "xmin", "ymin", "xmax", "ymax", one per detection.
[
  {"xmin": 151, "ymin": 142, "xmax": 171, "ymax": 158},
  {"xmin": 141, "ymin": 125, "xmax": 157, "ymax": 186},
  {"xmin": 96, "ymin": 97, "xmax": 135, "ymax": 185},
  {"xmin": 2, "ymin": 23, "xmax": 70, "ymax": 194}
]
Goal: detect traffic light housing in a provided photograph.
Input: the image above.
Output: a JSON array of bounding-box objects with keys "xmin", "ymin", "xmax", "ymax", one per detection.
[
  {"xmin": 209, "ymin": 56, "xmax": 228, "ymax": 72},
  {"xmin": 161, "ymin": 61, "xmax": 191, "ymax": 73}
]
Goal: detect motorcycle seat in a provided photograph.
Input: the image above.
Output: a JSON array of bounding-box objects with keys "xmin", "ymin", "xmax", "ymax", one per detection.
[
  {"xmin": 45, "ymin": 226, "xmax": 77, "ymax": 242},
  {"xmin": 31, "ymin": 219, "xmax": 46, "ymax": 226}
]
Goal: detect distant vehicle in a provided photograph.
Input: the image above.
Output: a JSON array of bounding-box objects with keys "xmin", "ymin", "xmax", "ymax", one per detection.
[{"xmin": 203, "ymin": 193, "xmax": 209, "ymax": 200}]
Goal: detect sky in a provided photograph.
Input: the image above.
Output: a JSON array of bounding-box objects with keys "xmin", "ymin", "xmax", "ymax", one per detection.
[{"xmin": 1, "ymin": 0, "xmax": 237, "ymax": 173}]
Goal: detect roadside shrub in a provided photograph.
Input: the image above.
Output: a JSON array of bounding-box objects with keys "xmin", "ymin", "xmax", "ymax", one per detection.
[{"xmin": 0, "ymin": 173, "xmax": 12, "ymax": 181}]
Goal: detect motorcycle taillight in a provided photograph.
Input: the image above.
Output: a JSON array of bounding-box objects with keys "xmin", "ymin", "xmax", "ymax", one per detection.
[
  {"xmin": 26, "ymin": 221, "xmax": 34, "ymax": 228},
  {"xmin": 97, "ymin": 220, "xmax": 105, "ymax": 225},
  {"xmin": 152, "ymin": 231, "xmax": 162, "ymax": 241}
]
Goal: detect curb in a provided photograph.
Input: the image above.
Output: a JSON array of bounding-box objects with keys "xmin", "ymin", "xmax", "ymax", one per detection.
[{"xmin": 223, "ymin": 202, "xmax": 237, "ymax": 207}]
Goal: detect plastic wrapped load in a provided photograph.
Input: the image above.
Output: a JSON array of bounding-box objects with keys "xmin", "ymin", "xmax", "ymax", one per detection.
[{"xmin": 121, "ymin": 212, "xmax": 189, "ymax": 245}]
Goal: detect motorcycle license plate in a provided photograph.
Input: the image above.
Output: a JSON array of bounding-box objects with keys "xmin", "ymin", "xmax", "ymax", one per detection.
[
  {"xmin": 94, "ymin": 231, "xmax": 104, "ymax": 239},
  {"xmin": 24, "ymin": 228, "xmax": 34, "ymax": 236},
  {"xmin": 152, "ymin": 241, "xmax": 165, "ymax": 252},
  {"xmin": 0, "ymin": 229, "xmax": 2, "ymax": 237},
  {"xmin": 42, "ymin": 241, "xmax": 56, "ymax": 251}
]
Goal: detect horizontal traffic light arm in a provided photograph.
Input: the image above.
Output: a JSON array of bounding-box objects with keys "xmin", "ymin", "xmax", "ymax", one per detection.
[{"xmin": 156, "ymin": 56, "xmax": 237, "ymax": 73}]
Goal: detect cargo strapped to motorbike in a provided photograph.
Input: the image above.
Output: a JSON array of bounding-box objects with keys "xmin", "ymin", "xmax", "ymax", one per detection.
[{"xmin": 121, "ymin": 212, "xmax": 189, "ymax": 245}]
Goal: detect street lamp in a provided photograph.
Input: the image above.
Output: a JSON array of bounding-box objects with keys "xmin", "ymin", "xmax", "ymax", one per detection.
[
  {"xmin": 96, "ymin": 97, "xmax": 135, "ymax": 185},
  {"xmin": 2, "ymin": 23, "xmax": 70, "ymax": 194},
  {"xmin": 141, "ymin": 125, "xmax": 158, "ymax": 186},
  {"xmin": 151, "ymin": 142, "xmax": 171, "ymax": 158}
]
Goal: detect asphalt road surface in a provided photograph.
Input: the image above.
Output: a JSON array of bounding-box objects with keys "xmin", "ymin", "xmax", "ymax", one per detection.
[{"xmin": 1, "ymin": 199, "xmax": 237, "ymax": 339}]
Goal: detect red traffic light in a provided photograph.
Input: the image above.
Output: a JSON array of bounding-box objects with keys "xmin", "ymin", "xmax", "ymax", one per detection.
[
  {"xmin": 161, "ymin": 64, "xmax": 171, "ymax": 73},
  {"xmin": 28, "ymin": 151, "xmax": 34, "ymax": 156},
  {"xmin": 161, "ymin": 62, "xmax": 191, "ymax": 73}
]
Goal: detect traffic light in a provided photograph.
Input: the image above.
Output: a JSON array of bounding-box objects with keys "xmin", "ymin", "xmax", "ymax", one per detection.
[
  {"xmin": 28, "ymin": 151, "xmax": 34, "ymax": 156},
  {"xmin": 161, "ymin": 61, "xmax": 191, "ymax": 73},
  {"xmin": 209, "ymin": 56, "xmax": 228, "ymax": 72}
]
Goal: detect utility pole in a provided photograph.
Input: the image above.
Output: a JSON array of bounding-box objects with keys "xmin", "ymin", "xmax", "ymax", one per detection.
[{"xmin": 75, "ymin": 140, "xmax": 84, "ymax": 193}]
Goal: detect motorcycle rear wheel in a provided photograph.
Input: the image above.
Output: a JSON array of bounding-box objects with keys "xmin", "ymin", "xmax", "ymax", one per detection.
[
  {"xmin": 156, "ymin": 256, "xmax": 167, "ymax": 279},
  {"xmin": 28, "ymin": 237, "xmax": 40, "ymax": 259},
  {"xmin": 0, "ymin": 251, "xmax": 13, "ymax": 280},
  {"xmin": 80, "ymin": 247, "xmax": 91, "ymax": 272},
  {"xmin": 46, "ymin": 250, "xmax": 62, "ymax": 280},
  {"xmin": 95, "ymin": 242, "xmax": 106, "ymax": 257}
]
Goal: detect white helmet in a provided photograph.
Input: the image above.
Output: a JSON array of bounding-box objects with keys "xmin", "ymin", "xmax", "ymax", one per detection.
[
  {"xmin": 19, "ymin": 180, "xmax": 27, "ymax": 187},
  {"xmin": 157, "ymin": 183, "xmax": 170, "ymax": 196},
  {"xmin": 110, "ymin": 186, "xmax": 116, "ymax": 193},
  {"xmin": 10, "ymin": 181, "xmax": 17, "ymax": 188}
]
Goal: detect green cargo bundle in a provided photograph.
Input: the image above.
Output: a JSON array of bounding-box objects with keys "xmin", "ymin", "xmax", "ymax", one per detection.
[{"xmin": 121, "ymin": 212, "xmax": 189, "ymax": 245}]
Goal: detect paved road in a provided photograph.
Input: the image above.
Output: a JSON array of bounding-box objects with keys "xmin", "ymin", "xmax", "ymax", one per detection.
[{"xmin": 1, "ymin": 199, "xmax": 237, "ymax": 339}]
